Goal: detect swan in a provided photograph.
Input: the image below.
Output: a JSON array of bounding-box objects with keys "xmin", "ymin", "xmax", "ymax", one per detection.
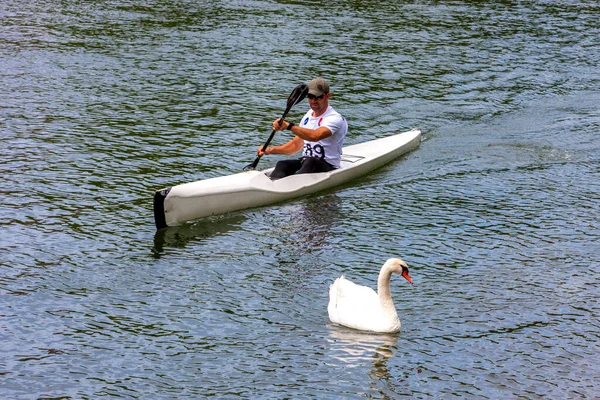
[{"xmin": 328, "ymin": 258, "xmax": 413, "ymax": 333}]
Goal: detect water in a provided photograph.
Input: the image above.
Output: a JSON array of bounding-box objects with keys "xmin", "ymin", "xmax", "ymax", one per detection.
[{"xmin": 2, "ymin": 0, "xmax": 599, "ymax": 398}]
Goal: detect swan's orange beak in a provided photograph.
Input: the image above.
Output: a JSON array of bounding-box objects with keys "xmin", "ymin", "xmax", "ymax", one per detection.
[{"xmin": 402, "ymin": 270, "xmax": 413, "ymax": 284}]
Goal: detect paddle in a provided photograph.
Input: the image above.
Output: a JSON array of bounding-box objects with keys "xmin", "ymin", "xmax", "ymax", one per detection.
[{"xmin": 243, "ymin": 83, "xmax": 308, "ymax": 171}]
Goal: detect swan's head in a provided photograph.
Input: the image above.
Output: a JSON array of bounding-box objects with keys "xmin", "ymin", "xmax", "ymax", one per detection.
[{"xmin": 385, "ymin": 258, "xmax": 413, "ymax": 284}]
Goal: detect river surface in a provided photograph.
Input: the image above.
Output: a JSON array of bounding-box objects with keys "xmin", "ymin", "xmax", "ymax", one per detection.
[{"xmin": 2, "ymin": 0, "xmax": 599, "ymax": 398}]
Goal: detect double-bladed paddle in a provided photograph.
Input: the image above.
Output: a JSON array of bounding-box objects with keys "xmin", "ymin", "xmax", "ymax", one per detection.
[{"xmin": 244, "ymin": 83, "xmax": 308, "ymax": 171}]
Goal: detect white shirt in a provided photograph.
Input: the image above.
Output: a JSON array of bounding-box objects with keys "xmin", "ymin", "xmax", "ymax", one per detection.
[{"xmin": 298, "ymin": 106, "xmax": 348, "ymax": 168}]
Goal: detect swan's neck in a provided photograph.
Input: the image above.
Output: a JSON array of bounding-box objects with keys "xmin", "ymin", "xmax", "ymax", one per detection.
[{"xmin": 377, "ymin": 268, "xmax": 396, "ymax": 311}]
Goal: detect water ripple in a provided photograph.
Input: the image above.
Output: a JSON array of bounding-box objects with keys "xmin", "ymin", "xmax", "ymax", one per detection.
[{"xmin": 2, "ymin": 0, "xmax": 600, "ymax": 398}]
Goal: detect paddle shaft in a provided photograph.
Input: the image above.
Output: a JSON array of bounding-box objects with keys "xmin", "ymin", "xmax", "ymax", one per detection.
[
  {"xmin": 248, "ymin": 116, "xmax": 288, "ymax": 170},
  {"xmin": 245, "ymin": 83, "xmax": 307, "ymax": 171}
]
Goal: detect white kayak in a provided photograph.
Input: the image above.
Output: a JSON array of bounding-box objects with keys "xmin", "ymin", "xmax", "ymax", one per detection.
[{"xmin": 153, "ymin": 128, "xmax": 421, "ymax": 229}]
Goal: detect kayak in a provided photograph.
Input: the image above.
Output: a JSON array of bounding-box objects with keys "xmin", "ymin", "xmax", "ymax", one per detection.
[
  {"xmin": 153, "ymin": 128, "xmax": 421, "ymax": 229},
  {"xmin": 154, "ymin": 128, "xmax": 421, "ymax": 229}
]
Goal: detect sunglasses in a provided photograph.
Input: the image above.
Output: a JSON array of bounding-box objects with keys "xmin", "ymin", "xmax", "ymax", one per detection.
[{"xmin": 307, "ymin": 93, "xmax": 325, "ymax": 100}]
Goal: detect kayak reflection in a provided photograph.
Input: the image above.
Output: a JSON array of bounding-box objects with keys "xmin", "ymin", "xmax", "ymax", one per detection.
[
  {"xmin": 151, "ymin": 214, "xmax": 247, "ymax": 256},
  {"xmin": 271, "ymin": 194, "xmax": 342, "ymax": 255}
]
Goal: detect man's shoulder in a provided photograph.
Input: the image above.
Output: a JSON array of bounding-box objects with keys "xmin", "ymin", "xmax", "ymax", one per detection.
[{"xmin": 324, "ymin": 106, "xmax": 345, "ymax": 119}]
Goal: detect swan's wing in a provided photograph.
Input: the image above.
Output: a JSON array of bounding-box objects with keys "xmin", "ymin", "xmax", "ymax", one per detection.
[{"xmin": 328, "ymin": 276, "xmax": 380, "ymax": 328}]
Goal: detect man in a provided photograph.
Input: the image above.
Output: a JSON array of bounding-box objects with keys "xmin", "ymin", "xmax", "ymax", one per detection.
[{"xmin": 257, "ymin": 77, "xmax": 348, "ymax": 180}]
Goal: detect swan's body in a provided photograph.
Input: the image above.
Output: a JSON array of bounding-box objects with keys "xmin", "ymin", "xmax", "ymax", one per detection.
[{"xmin": 327, "ymin": 258, "xmax": 413, "ymax": 333}]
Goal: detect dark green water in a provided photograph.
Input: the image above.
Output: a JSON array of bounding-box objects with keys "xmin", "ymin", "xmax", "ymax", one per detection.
[{"xmin": 2, "ymin": 1, "xmax": 599, "ymax": 398}]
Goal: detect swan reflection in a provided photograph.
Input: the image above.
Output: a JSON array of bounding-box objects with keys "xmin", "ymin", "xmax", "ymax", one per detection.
[{"xmin": 327, "ymin": 327, "xmax": 399, "ymax": 379}]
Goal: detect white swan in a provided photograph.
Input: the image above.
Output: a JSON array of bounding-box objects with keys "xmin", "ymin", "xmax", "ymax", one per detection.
[{"xmin": 328, "ymin": 258, "xmax": 413, "ymax": 333}]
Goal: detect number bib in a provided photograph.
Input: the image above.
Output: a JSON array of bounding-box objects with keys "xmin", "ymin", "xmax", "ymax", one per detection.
[{"xmin": 303, "ymin": 143, "xmax": 325, "ymax": 159}]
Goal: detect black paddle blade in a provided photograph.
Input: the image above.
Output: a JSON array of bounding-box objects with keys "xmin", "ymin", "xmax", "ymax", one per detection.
[
  {"xmin": 243, "ymin": 156, "xmax": 260, "ymax": 171},
  {"xmin": 286, "ymin": 83, "xmax": 308, "ymax": 110}
]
